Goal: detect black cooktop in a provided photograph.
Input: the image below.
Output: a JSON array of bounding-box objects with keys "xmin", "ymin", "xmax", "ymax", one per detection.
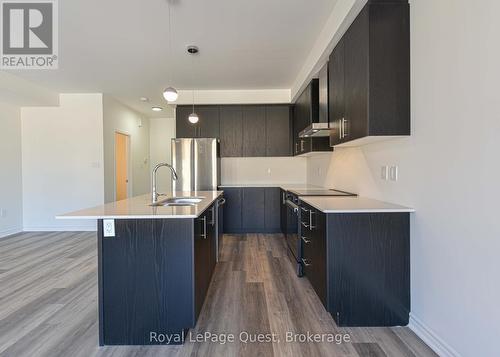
[{"xmin": 288, "ymin": 189, "xmax": 356, "ymax": 197}]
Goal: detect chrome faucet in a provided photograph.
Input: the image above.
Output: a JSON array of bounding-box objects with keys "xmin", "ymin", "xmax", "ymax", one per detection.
[{"xmin": 151, "ymin": 163, "xmax": 178, "ymax": 203}]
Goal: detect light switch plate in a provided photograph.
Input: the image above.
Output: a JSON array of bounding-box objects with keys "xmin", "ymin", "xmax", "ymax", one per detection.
[
  {"xmin": 381, "ymin": 166, "xmax": 389, "ymax": 180},
  {"xmin": 103, "ymin": 219, "xmax": 115, "ymax": 237},
  {"xmin": 389, "ymin": 165, "xmax": 399, "ymax": 181}
]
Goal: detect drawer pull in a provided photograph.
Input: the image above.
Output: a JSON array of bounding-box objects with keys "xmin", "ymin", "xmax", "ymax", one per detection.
[
  {"xmin": 301, "ymin": 258, "xmax": 312, "ymax": 267},
  {"xmin": 301, "ymin": 236, "xmax": 311, "ymax": 244}
]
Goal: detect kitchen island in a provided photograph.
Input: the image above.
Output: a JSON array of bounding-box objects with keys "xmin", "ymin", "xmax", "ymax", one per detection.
[{"xmin": 57, "ymin": 191, "xmax": 223, "ymax": 345}]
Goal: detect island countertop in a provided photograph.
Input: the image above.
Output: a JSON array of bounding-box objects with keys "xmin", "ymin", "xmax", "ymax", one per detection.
[
  {"xmin": 56, "ymin": 191, "xmax": 224, "ymax": 219},
  {"xmin": 300, "ymin": 196, "xmax": 415, "ymax": 213}
]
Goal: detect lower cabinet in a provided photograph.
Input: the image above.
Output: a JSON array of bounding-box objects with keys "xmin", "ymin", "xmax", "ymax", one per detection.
[
  {"xmin": 300, "ymin": 203, "xmax": 327, "ymax": 308},
  {"xmin": 194, "ymin": 203, "xmax": 217, "ymax": 320},
  {"xmin": 299, "ymin": 201, "xmax": 410, "ymax": 327},
  {"xmin": 222, "ymin": 187, "xmax": 281, "ymax": 233}
]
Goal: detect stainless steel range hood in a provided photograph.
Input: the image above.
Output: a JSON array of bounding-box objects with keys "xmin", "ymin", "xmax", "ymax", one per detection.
[{"xmin": 299, "ymin": 122, "xmax": 330, "ymax": 137}]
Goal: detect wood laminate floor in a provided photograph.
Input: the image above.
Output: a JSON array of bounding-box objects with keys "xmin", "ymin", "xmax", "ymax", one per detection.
[{"xmin": 0, "ymin": 231, "xmax": 436, "ymax": 357}]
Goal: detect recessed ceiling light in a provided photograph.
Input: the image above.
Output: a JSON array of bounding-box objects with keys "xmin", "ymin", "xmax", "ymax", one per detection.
[
  {"xmin": 140, "ymin": 97, "xmax": 149, "ymax": 102},
  {"xmin": 152, "ymin": 106, "xmax": 163, "ymax": 112}
]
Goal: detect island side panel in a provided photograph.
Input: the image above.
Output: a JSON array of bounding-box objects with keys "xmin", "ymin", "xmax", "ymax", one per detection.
[
  {"xmin": 327, "ymin": 212, "xmax": 410, "ymax": 327},
  {"xmin": 98, "ymin": 218, "xmax": 194, "ymax": 345}
]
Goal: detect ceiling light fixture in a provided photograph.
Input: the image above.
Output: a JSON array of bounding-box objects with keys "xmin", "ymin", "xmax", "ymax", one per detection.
[
  {"xmin": 163, "ymin": 0, "xmax": 178, "ymax": 103},
  {"xmin": 187, "ymin": 45, "xmax": 199, "ymax": 124},
  {"xmin": 152, "ymin": 106, "xmax": 163, "ymax": 112}
]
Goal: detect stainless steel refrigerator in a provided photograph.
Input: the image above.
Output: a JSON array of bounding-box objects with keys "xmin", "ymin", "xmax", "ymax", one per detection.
[
  {"xmin": 171, "ymin": 138, "xmax": 220, "ymax": 192},
  {"xmin": 171, "ymin": 138, "xmax": 223, "ymax": 261}
]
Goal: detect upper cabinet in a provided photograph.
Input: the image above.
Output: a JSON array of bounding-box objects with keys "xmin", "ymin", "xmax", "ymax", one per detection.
[
  {"xmin": 219, "ymin": 106, "xmax": 243, "ymax": 157},
  {"xmin": 176, "ymin": 105, "xmax": 220, "ymax": 139},
  {"xmin": 293, "ymin": 80, "xmax": 332, "ymax": 156},
  {"xmin": 242, "ymin": 106, "xmax": 266, "ymax": 157},
  {"xmin": 329, "ymin": 0, "xmax": 410, "ymax": 147},
  {"xmin": 176, "ymin": 104, "xmax": 292, "ymax": 157},
  {"xmin": 266, "ymin": 105, "xmax": 292, "ymax": 157}
]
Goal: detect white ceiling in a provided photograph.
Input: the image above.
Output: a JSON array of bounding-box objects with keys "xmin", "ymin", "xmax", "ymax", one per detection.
[{"xmin": 7, "ymin": 0, "xmax": 338, "ymax": 116}]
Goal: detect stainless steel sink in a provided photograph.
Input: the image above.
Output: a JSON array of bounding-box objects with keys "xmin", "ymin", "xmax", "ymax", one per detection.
[{"xmin": 150, "ymin": 197, "xmax": 204, "ymax": 207}]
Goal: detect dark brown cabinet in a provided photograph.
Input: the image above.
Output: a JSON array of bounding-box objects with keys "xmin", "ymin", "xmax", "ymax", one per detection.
[
  {"xmin": 194, "ymin": 203, "xmax": 217, "ymax": 320},
  {"xmin": 222, "ymin": 187, "xmax": 242, "ymax": 233},
  {"xmin": 300, "ymin": 203, "xmax": 327, "ymax": 308},
  {"xmin": 266, "ymin": 105, "xmax": 292, "ymax": 156},
  {"xmin": 175, "ymin": 105, "xmax": 219, "ymax": 139},
  {"xmin": 328, "ymin": 38, "xmax": 345, "ymax": 147},
  {"xmin": 221, "ymin": 186, "xmax": 281, "ymax": 234},
  {"xmin": 179, "ymin": 104, "xmax": 291, "ymax": 157},
  {"xmin": 220, "ymin": 106, "xmax": 243, "ymax": 157},
  {"xmin": 329, "ymin": 1, "xmax": 410, "ymax": 146},
  {"xmin": 242, "ymin": 106, "xmax": 266, "ymax": 157},
  {"xmin": 298, "ymin": 199, "xmax": 411, "ymax": 327}
]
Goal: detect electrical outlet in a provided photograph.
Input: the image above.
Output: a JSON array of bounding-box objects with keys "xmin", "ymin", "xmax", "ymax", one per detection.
[
  {"xmin": 103, "ymin": 219, "xmax": 115, "ymax": 237},
  {"xmin": 389, "ymin": 165, "xmax": 399, "ymax": 181},
  {"xmin": 267, "ymin": 168, "xmax": 271, "ymax": 175},
  {"xmin": 0, "ymin": 209, "xmax": 6, "ymax": 218},
  {"xmin": 381, "ymin": 166, "xmax": 389, "ymax": 180}
]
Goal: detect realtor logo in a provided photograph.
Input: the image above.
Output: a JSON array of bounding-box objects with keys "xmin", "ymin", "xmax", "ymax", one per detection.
[{"xmin": 1, "ymin": 0, "xmax": 58, "ymax": 69}]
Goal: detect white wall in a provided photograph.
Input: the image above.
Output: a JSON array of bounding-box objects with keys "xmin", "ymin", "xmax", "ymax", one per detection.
[
  {"xmin": 307, "ymin": 1, "xmax": 500, "ymax": 355},
  {"xmin": 222, "ymin": 157, "xmax": 307, "ymax": 185},
  {"xmin": 0, "ymin": 102, "xmax": 23, "ymax": 237},
  {"xmin": 103, "ymin": 95, "xmax": 150, "ymax": 203},
  {"xmin": 150, "ymin": 117, "xmax": 176, "ymax": 193},
  {"xmin": 21, "ymin": 94, "xmax": 104, "ymax": 231}
]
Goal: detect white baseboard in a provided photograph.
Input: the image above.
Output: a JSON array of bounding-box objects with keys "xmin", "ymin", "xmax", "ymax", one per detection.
[
  {"xmin": 409, "ymin": 313, "xmax": 461, "ymax": 357},
  {"xmin": 0, "ymin": 226, "xmax": 23, "ymax": 238},
  {"xmin": 23, "ymin": 226, "xmax": 97, "ymax": 232}
]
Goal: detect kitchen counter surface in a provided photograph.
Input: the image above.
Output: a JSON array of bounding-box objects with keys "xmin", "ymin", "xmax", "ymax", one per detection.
[
  {"xmin": 300, "ymin": 196, "xmax": 415, "ymax": 213},
  {"xmin": 218, "ymin": 183, "xmax": 323, "ymax": 190},
  {"xmin": 56, "ymin": 191, "xmax": 223, "ymax": 219}
]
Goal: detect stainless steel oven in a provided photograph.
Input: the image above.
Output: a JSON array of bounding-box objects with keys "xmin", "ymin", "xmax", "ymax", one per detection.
[{"xmin": 285, "ymin": 192, "xmax": 302, "ymax": 276}]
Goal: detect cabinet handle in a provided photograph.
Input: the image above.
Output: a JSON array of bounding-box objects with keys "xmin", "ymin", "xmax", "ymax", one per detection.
[
  {"xmin": 301, "ymin": 258, "xmax": 312, "ymax": 267},
  {"xmin": 301, "ymin": 236, "xmax": 311, "ymax": 244},
  {"xmin": 301, "ymin": 221, "xmax": 309, "ymax": 228},
  {"xmin": 282, "ymin": 191, "xmax": 286, "ymax": 204},
  {"xmin": 201, "ymin": 216, "xmax": 207, "ymax": 239},
  {"xmin": 339, "ymin": 119, "xmax": 343, "ymax": 139},
  {"xmin": 295, "ymin": 141, "xmax": 298, "ymax": 153},
  {"xmin": 342, "ymin": 118, "xmax": 348, "ymax": 138},
  {"xmin": 300, "ymin": 139, "xmax": 304, "ymax": 151},
  {"xmin": 309, "ymin": 210, "xmax": 315, "ymax": 230}
]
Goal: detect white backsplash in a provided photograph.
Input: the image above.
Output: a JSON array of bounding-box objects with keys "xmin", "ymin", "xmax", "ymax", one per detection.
[{"xmin": 221, "ymin": 157, "xmax": 307, "ymax": 185}]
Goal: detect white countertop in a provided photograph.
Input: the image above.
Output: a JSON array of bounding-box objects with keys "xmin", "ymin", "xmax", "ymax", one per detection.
[
  {"xmin": 219, "ymin": 183, "xmax": 323, "ymax": 190},
  {"xmin": 300, "ymin": 196, "xmax": 415, "ymax": 213},
  {"xmin": 56, "ymin": 191, "xmax": 223, "ymax": 219}
]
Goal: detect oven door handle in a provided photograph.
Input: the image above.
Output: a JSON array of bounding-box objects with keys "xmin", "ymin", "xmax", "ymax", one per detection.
[{"xmin": 285, "ymin": 199, "xmax": 299, "ymax": 213}]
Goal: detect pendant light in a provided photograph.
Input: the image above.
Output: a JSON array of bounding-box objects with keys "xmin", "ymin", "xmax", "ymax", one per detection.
[
  {"xmin": 163, "ymin": 0, "xmax": 178, "ymax": 102},
  {"xmin": 187, "ymin": 45, "xmax": 199, "ymax": 124}
]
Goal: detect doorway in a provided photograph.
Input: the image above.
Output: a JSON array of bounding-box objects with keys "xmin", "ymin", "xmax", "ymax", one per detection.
[{"xmin": 115, "ymin": 132, "xmax": 131, "ymax": 201}]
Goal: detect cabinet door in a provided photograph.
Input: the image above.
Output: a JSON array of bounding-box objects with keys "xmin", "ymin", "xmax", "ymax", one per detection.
[
  {"xmin": 266, "ymin": 106, "xmax": 291, "ymax": 157},
  {"xmin": 280, "ymin": 189, "xmax": 287, "ymax": 234},
  {"xmin": 344, "ymin": 6, "xmax": 369, "ymax": 141},
  {"xmin": 242, "ymin": 187, "xmax": 265, "ymax": 231},
  {"xmin": 220, "ymin": 106, "xmax": 243, "ymax": 157},
  {"xmin": 311, "ymin": 208, "xmax": 327, "ymax": 308},
  {"xmin": 242, "ymin": 106, "xmax": 266, "ymax": 157},
  {"xmin": 197, "ymin": 106, "xmax": 220, "ymax": 138},
  {"xmin": 329, "ymin": 38, "xmax": 345, "ymax": 147},
  {"xmin": 264, "ymin": 187, "xmax": 281, "ymax": 232},
  {"xmin": 176, "ymin": 106, "xmax": 197, "ymax": 138},
  {"xmin": 194, "ymin": 213, "xmax": 208, "ymax": 320},
  {"xmin": 222, "ymin": 188, "xmax": 242, "ymax": 233}
]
